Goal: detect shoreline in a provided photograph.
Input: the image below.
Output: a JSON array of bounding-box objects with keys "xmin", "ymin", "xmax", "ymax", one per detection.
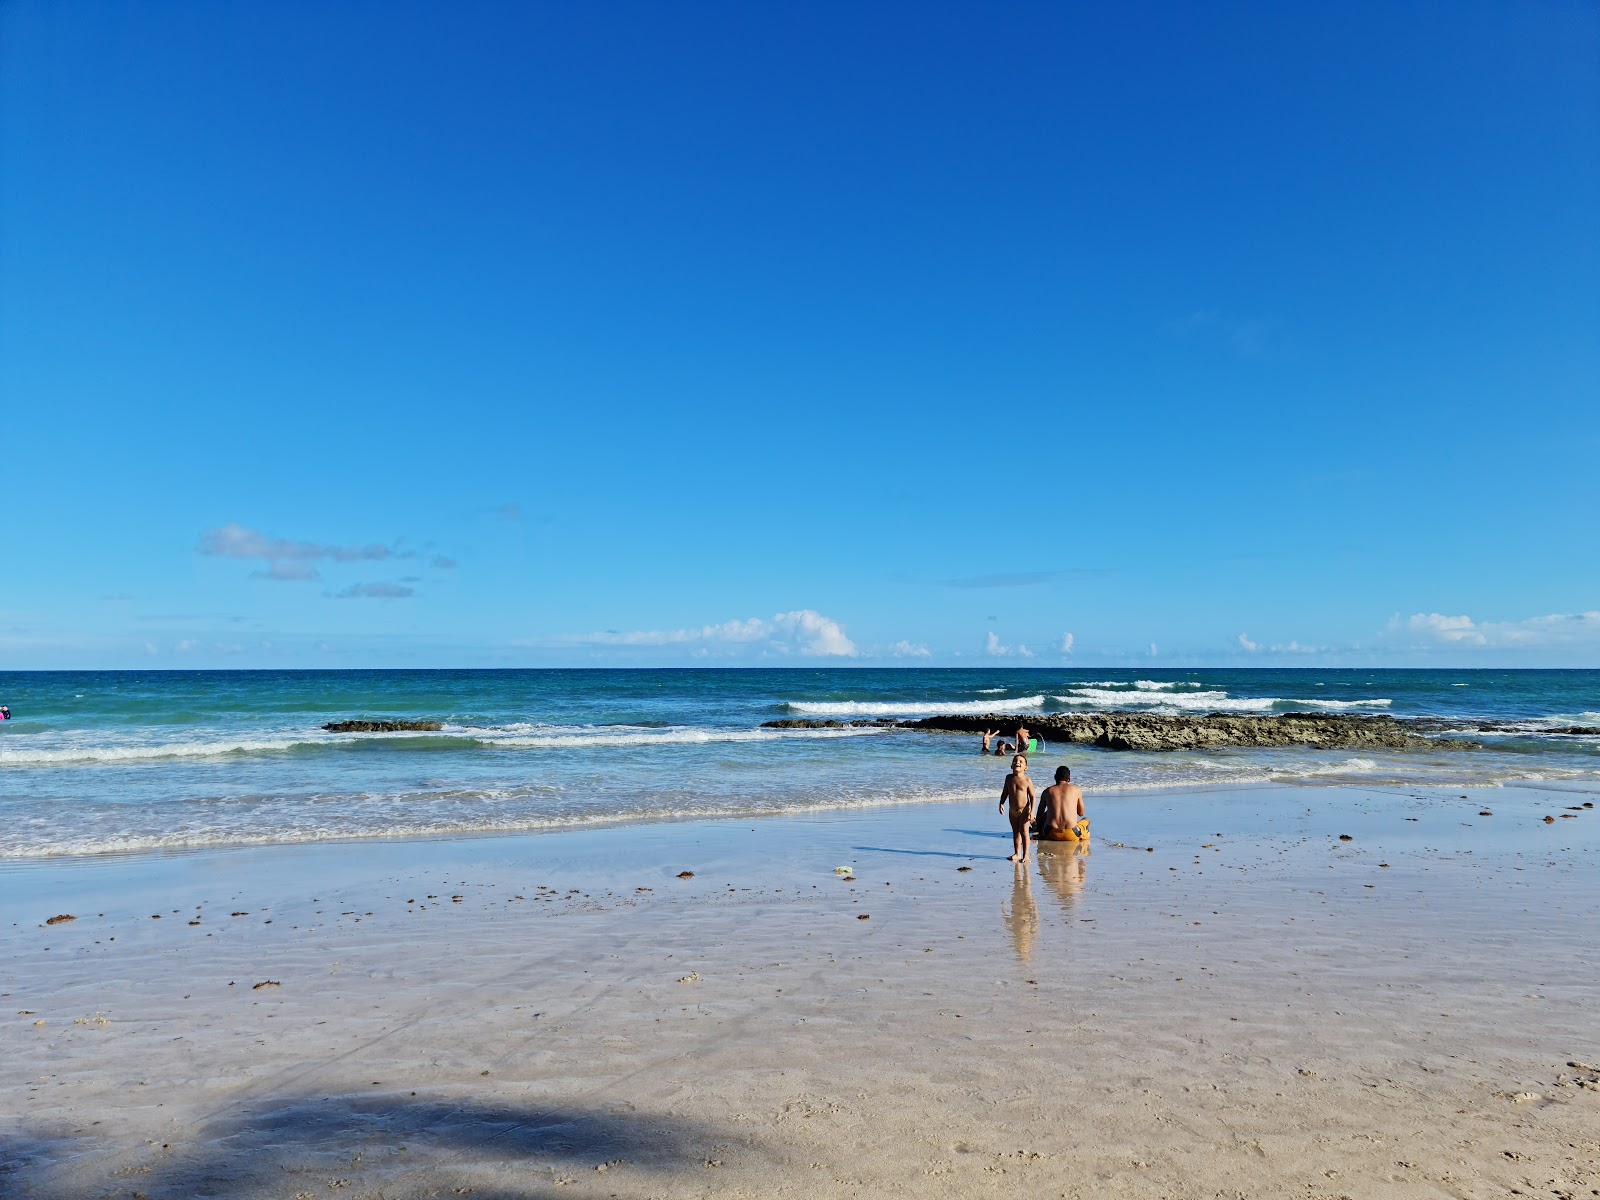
[
  {"xmin": 5, "ymin": 780, "xmax": 1598, "ymax": 1197},
  {"xmin": 5, "ymin": 767, "xmax": 1597, "ymax": 869}
]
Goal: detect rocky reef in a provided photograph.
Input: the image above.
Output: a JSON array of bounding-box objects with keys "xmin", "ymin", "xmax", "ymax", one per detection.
[
  {"xmin": 322, "ymin": 720, "xmax": 443, "ymax": 733},
  {"xmin": 872, "ymin": 711, "xmax": 1475, "ymax": 752}
]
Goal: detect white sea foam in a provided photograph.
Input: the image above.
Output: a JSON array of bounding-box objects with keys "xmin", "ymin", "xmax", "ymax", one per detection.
[
  {"xmin": 0, "ymin": 724, "xmax": 885, "ymax": 766},
  {"xmin": 1052, "ymin": 688, "xmax": 1276, "ymax": 712},
  {"xmin": 976, "ymin": 687, "xmax": 1006, "ymax": 694},
  {"xmin": 0, "ymin": 736, "xmax": 339, "ymax": 765},
  {"xmin": 489, "ymin": 727, "xmax": 884, "ymax": 749},
  {"xmin": 784, "ymin": 696, "xmax": 1046, "ymax": 717},
  {"xmin": 1048, "ymin": 688, "xmax": 1393, "ymax": 713},
  {"xmin": 1288, "ymin": 698, "xmax": 1394, "ymax": 711},
  {"xmin": 0, "ymin": 784, "xmax": 999, "ymax": 858}
]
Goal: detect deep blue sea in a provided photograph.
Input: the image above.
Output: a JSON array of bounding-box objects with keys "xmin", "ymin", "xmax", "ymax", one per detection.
[{"xmin": 1, "ymin": 668, "xmax": 1596, "ymax": 859}]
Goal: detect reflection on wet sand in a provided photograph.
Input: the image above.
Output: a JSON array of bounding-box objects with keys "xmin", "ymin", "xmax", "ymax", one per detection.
[
  {"xmin": 1037, "ymin": 841, "xmax": 1088, "ymax": 911},
  {"xmin": 1003, "ymin": 862, "xmax": 1038, "ymax": 961}
]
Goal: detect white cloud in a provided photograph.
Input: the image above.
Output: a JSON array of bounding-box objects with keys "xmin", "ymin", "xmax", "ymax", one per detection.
[
  {"xmin": 1391, "ymin": 610, "xmax": 1600, "ymax": 649},
  {"xmin": 175, "ymin": 639, "xmax": 199, "ymax": 653},
  {"xmin": 890, "ymin": 640, "xmax": 931, "ymax": 658},
  {"xmin": 985, "ymin": 632, "xmax": 1033, "ymax": 658},
  {"xmin": 1148, "ymin": 642, "xmax": 1158, "ymax": 657},
  {"xmin": 1059, "ymin": 632, "xmax": 1074, "ymax": 655},
  {"xmin": 555, "ymin": 610, "xmax": 858, "ymax": 657},
  {"xmin": 1237, "ymin": 633, "xmax": 1259, "ymax": 652}
]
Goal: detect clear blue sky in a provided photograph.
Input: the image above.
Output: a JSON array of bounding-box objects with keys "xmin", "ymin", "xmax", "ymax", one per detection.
[{"xmin": 3, "ymin": 1, "xmax": 1596, "ymax": 668}]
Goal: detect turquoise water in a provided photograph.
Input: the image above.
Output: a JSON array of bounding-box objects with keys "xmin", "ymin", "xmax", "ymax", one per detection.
[{"xmin": 1, "ymin": 669, "xmax": 1596, "ymax": 858}]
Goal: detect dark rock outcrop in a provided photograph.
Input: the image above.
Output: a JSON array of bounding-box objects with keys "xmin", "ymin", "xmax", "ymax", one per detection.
[
  {"xmin": 322, "ymin": 720, "xmax": 443, "ymax": 733},
  {"xmin": 895, "ymin": 711, "xmax": 1476, "ymax": 752}
]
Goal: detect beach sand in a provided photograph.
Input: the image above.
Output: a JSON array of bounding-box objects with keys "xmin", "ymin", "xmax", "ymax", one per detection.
[{"xmin": 4, "ymin": 781, "xmax": 1598, "ymax": 1198}]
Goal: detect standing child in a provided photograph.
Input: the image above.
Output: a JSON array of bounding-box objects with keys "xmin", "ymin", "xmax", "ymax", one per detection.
[{"xmin": 999, "ymin": 755, "xmax": 1036, "ymax": 863}]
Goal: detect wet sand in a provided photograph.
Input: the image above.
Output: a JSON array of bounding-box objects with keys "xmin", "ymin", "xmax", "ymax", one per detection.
[{"xmin": 3, "ymin": 781, "xmax": 1598, "ymax": 1198}]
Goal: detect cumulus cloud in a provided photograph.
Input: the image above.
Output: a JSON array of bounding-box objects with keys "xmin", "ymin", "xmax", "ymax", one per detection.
[
  {"xmin": 1391, "ymin": 610, "xmax": 1600, "ymax": 649},
  {"xmin": 1237, "ymin": 633, "xmax": 1259, "ymax": 652},
  {"xmin": 890, "ymin": 640, "xmax": 931, "ymax": 658},
  {"xmin": 334, "ymin": 582, "xmax": 416, "ymax": 600},
  {"xmin": 1060, "ymin": 632, "xmax": 1075, "ymax": 655},
  {"xmin": 199, "ymin": 523, "xmax": 409, "ymax": 582},
  {"xmin": 985, "ymin": 632, "xmax": 1033, "ymax": 658},
  {"xmin": 555, "ymin": 610, "xmax": 858, "ymax": 657}
]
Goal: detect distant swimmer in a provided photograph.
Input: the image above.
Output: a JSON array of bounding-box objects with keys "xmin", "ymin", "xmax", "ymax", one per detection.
[
  {"xmin": 0, "ymin": 705, "xmax": 10, "ymax": 721},
  {"xmin": 1034, "ymin": 765, "xmax": 1088, "ymax": 842},
  {"xmin": 999, "ymin": 754, "xmax": 1036, "ymax": 863}
]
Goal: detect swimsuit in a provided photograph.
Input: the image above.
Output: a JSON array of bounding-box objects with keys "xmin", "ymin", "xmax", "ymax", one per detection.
[{"xmin": 1036, "ymin": 818, "xmax": 1090, "ymax": 842}]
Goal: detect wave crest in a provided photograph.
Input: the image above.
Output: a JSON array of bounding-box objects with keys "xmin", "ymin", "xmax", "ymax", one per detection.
[{"xmin": 784, "ymin": 696, "xmax": 1045, "ymax": 717}]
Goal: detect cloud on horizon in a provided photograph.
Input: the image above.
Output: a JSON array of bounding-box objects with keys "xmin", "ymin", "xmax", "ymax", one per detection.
[
  {"xmin": 1390, "ymin": 610, "xmax": 1600, "ymax": 649},
  {"xmin": 549, "ymin": 610, "xmax": 859, "ymax": 657},
  {"xmin": 985, "ymin": 632, "xmax": 1033, "ymax": 658}
]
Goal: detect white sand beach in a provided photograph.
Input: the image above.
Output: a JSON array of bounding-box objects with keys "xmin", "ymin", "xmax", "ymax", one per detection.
[{"xmin": 4, "ymin": 781, "xmax": 1598, "ymax": 1199}]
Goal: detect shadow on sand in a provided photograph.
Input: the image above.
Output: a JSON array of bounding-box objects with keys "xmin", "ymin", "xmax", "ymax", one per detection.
[
  {"xmin": 851, "ymin": 845, "xmax": 1007, "ymax": 861},
  {"xmin": 3, "ymin": 1092, "xmax": 738, "ymax": 1199}
]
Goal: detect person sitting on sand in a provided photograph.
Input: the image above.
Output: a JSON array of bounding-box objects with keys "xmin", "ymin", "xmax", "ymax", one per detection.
[
  {"xmin": 999, "ymin": 755, "xmax": 1036, "ymax": 863},
  {"xmin": 1034, "ymin": 765, "xmax": 1088, "ymax": 842}
]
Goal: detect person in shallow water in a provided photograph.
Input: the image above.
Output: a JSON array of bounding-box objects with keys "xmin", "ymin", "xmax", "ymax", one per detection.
[
  {"xmin": 1033, "ymin": 765, "xmax": 1089, "ymax": 842},
  {"xmin": 999, "ymin": 755, "xmax": 1036, "ymax": 863},
  {"xmin": 981, "ymin": 728, "xmax": 998, "ymax": 754},
  {"xmin": 1014, "ymin": 723, "xmax": 1031, "ymax": 752},
  {"xmin": 0, "ymin": 705, "xmax": 10, "ymax": 720}
]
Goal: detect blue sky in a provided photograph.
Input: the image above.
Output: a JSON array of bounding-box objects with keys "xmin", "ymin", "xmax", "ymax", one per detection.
[{"xmin": 2, "ymin": 1, "xmax": 1596, "ymax": 668}]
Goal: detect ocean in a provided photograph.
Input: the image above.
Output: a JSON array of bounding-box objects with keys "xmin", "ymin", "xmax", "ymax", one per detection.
[{"xmin": 1, "ymin": 668, "xmax": 1596, "ymax": 859}]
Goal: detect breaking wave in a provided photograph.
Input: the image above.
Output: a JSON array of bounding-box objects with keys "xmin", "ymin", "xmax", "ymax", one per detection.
[
  {"xmin": 0, "ymin": 725, "xmax": 884, "ymax": 766},
  {"xmin": 783, "ymin": 696, "xmax": 1046, "ymax": 717}
]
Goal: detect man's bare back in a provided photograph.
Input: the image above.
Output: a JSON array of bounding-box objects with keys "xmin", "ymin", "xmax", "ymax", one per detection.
[{"xmin": 1035, "ymin": 767, "xmax": 1087, "ymax": 841}]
